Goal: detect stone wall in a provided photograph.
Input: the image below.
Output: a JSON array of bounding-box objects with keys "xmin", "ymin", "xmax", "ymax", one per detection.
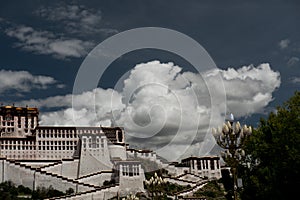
[
  {"xmin": 53, "ymin": 185, "xmax": 120, "ymax": 200},
  {"xmin": 118, "ymin": 164, "xmax": 145, "ymax": 196},
  {"xmin": 0, "ymin": 158, "xmax": 93, "ymax": 193},
  {"xmin": 109, "ymin": 144, "xmax": 126, "ymax": 160},
  {"xmin": 79, "ymin": 149, "xmax": 112, "ymax": 177},
  {"xmin": 61, "ymin": 159, "xmax": 79, "ymax": 179},
  {"xmin": 77, "ymin": 171, "xmax": 113, "ymax": 186}
]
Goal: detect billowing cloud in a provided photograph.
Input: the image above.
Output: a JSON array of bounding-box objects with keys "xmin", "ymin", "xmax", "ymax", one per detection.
[
  {"xmin": 0, "ymin": 69, "xmax": 58, "ymax": 94},
  {"xmin": 5, "ymin": 25, "xmax": 94, "ymax": 59},
  {"xmin": 20, "ymin": 61, "xmax": 280, "ymax": 160},
  {"xmin": 217, "ymin": 63, "xmax": 281, "ymax": 117}
]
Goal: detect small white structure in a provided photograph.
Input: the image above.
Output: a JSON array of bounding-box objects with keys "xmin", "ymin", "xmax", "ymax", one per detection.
[{"xmin": 181, "ymin": 156, "xmax": 222, "ymax": 179}]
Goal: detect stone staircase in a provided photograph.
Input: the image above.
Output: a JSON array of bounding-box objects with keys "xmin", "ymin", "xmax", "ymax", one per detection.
[
  {"xmin": 174, "ymin": 180, "xmax": 208, "ymax": 198},
  {"xmin": 5, "ymin": 159, "xmax": 96, "ymax": 192},
  {"xmin": 162, "ymin": 176, "xmax": 198, "ymax": 186},
  {"xmin": 39, "ymin": 160, "xmax": 63, "ymax": 171},
  {"xmin": 76, "ymin": 170, "xmax": 113, "ymax": 180},
  {"xmin": 47, "ymin": 183, "xmax": 120, "ymax": 200}
]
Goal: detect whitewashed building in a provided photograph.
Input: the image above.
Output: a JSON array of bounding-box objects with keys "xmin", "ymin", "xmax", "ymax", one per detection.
[{"xmin": 0, "ymin": 105, "xmax": 221, "ymax": 199}]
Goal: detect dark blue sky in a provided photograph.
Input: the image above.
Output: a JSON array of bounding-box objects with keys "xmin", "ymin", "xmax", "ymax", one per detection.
[{"xmin": 0, "ymin": 0, "xmax": 299, "ymax": 156}]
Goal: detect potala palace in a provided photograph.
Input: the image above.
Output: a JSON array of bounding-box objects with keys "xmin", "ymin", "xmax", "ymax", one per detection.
[{"xmin": 0, "ymin": 105, "xmax": 222, "ymax": 199}]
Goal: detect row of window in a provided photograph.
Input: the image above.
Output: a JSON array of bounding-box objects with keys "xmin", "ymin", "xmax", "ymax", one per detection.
[
  {"xmin": 38, "ymin": 140, "xmax": 77, "ymax": 146},
  {"xmin": 1, "ymin": 127, "xmax": 34, "ymax": 133},
  {"xmin": 4, "ymin": 153, "xmax": 73, "ymax": 159},
  {"xmin": 83, "ymin": 143, "xmax": 105, "ymax": 149},
  {"xmin": 0, "ymin": 116, "xmax": 36, "ymax": 121},
  {"xmin": 38, "ymin": 129, "xmax": 102, "ymax": 134},
  {"xmin": 82, "ymin": 137, "xmax": 105, "ymax": 149},
  {"xmin": 3, "ymin": 129, "xmax": 33, "ymax": 133},
  {"xmin": 4, "ymin": 128, "xmax": 14, "ymax": 133},
  {"xmin": 122, "ymin": 165, "xmax": 140, "ymax": 176},
  {"xmin": 1, "ymin": 140, "xmax": 35, "ymax": 145},
  {"xmin": 1, "ymin": 145, "xmax": 77, "ymax": 151},
  {"xmin": 1, "ymin": 120, "xmax": 36, "ymax": 127},
  {"xmin": 38, "ymin": 133, "xmax": 79, "ymax": 139},
  {"xmin": 1, "ymin": 145, "xmax": 35, "ymax": 150},
  {"xmin": 4, "ymin": 153, "xmax": 35, "ymax": 159},
  {"xmin": 2, "ymin": 121, "xmax": 14, "ymax": 126},
  {"xmin": 38, "ymin": 146, "xmax": 77, "ymax": 151},
  {"xmin": 38, "ymin": 155, "xmax": 72, "ymax": 159},
  {"xmin": 191, "ymin": 160, "xmax": 220, "ymax": 170}
]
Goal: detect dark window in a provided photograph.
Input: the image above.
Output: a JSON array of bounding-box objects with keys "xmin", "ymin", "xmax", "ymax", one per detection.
[
  {"xmin": 197, "ymin": 160, "xmax": 202, "ymax": 170},
  {"xmin": 192, "ymin": 160, "xmax": 194, "ymax": 169},
  {"xmin": 117, "ymin": 131, "xmax": 123, "ymax": 142},
  {"xmin": 210, "ymin": 160, "xmax": 215, "ymax": 170}
]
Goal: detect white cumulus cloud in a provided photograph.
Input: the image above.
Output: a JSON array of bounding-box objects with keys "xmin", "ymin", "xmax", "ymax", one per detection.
[
  {"xmin": 218, "ymin": 63, "xmax": 281, "ymax": 116},
  {"xmin": 19, "ymin": 61, "xmax": 281, "ymax": 160}
]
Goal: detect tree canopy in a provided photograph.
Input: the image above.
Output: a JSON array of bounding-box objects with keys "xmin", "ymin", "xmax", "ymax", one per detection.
[{"xmin": 241, "ymin": 91, "xmax": 300, "ymax": 199}]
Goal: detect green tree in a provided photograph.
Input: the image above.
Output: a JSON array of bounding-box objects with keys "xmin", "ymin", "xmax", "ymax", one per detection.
[
  {"xmin": 0, "ymin": 181, "xmax": 18, "ymax": 200},
  {"xmin": 241, "ymin": 91, "xmax": 300, "ymax": 199}
]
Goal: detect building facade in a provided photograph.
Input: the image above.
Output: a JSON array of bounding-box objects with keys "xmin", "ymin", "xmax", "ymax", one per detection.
[
  {"xmin": 0, "ymin": 105, "xmax": 221, "ymax": 199},
  {"xmin": 181, "ymin": 156, "xmax": 222, "ymax": 179}
]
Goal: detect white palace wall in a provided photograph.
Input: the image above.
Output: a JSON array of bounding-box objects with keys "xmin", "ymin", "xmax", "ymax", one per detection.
[
  {"xmin": 77, "ymin": 172, "xmax": 113, "ymax": 186},
  {"xmin": 108, "ymin": 144, "xmax": 127, "ymax": 160},
  {"xmin": 0, "ymin": 159, "xmax": 87, "ymax": 193}
]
